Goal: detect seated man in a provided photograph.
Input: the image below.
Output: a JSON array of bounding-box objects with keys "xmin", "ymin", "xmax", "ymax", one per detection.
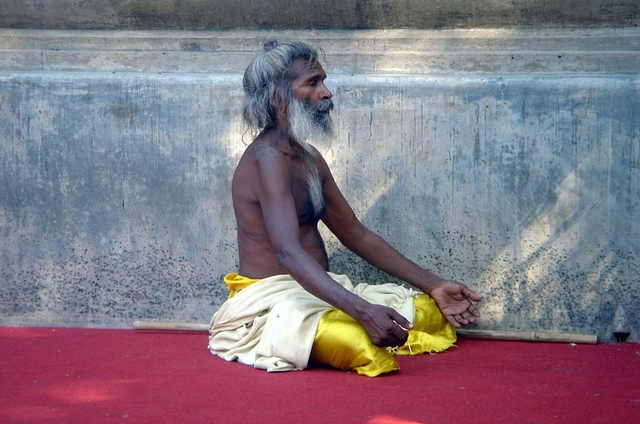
[{"xmin": 209, "ymin": 40, "xmax": 481, "ymax": 377}]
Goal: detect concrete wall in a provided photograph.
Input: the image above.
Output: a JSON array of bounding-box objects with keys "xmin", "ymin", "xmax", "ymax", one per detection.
[
  {"xmin": 1, "ymin": 0, "xmax": 638, "ymax": 29},
  {"xmin": 1, "ymin": 28, "xmax": 639, "ymax": 341}
]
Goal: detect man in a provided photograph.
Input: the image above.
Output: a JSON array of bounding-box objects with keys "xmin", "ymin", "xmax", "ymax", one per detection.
[{"xmin": 209, "ymin": 40, "xmax": 481, "ymax": 376}]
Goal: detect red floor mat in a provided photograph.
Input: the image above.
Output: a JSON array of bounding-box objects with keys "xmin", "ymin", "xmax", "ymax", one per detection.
[{"xmin": 1, "ymin": 326, "xmax": 638, "ymax": 423}]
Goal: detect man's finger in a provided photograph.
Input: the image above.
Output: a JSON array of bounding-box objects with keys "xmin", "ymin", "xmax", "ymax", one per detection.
[
  {"xmin": 385, "ymin": 319, "xmax": 409, "ymax": 345},
  {"xmin": 462, "ymin": 311, "xmax": 476, "ymax": 323},
  {"xmin": 388, "ymin": 310, "xmax": 413, "ymax": 331},
  {"xmin": 455, "ymin": 314, "xmax": 469, "ymax": 325},
  {"xmin": 463, "ymin": 287, "xmax": 482, "ymax": 302},
  {"xmin": 446, "ymin": 315, "xmax": 462, "ymax": 328},
  {"xmin": 393, "ymin": 323, "xmax": 409, "ymax": 345}
]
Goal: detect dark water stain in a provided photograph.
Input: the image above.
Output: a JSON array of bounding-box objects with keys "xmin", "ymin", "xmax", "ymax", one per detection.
[{"xmin": 108, "ymin": 103, "xmax": 138, "ymax": 120}]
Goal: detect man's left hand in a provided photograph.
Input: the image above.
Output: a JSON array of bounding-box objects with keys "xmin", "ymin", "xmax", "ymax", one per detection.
[{"xmin": 429, "ymin": 281, "xmax": 481, "ymax": 328}]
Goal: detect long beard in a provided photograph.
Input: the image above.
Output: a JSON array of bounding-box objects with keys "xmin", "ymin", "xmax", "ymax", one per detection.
[
  {"xmin": 287, "ymin": 97, "xmax": 333, "ymax": 216},
  {"xmin": 287, "ymin": 96, "xmax": 334, "ymax": 154}
]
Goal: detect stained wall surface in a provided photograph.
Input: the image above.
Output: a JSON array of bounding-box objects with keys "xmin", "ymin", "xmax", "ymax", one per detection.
[
  {"xmin": 1, "ymin": 0, "xmax": 638, "ymax": 29},
  {"xmin": 0, "ymin": 29, "xmax": 638, "ymax": 340}
]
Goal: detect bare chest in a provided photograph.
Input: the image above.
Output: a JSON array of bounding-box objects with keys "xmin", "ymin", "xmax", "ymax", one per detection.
[{"xmin": 289, "ymin": 162, "xmax": 326, "ymax": 224}]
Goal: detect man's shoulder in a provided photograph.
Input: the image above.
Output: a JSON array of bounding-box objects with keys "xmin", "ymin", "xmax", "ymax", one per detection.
[
  {"xmin": 233, "ymin": 138, "xmax": 291, "ymax": 192},
  {"xmin": 244, "ymin": 132, "xmax": 292, "ymax": 161},
  {"xmin": 235, "ymin": 138, "xmax": 277, "ymax": 169}
]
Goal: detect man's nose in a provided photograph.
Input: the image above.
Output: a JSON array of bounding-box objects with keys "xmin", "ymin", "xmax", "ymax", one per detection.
[{"xmin": 321, "ymin": 83, "xmax": 332, "ymax": 99}]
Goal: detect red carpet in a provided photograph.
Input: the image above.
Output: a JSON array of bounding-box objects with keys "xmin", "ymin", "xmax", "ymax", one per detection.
[{"xmin": 1, "ymin": 326, "xmax": 638, "ymax": 423}]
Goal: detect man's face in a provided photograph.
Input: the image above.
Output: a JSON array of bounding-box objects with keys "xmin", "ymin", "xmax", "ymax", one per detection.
[
  {"xmin": 286, "ymin": 59, "xmax": 334, "ymax": 146},
  {"xmin": 290, "ymin": 59, "xmax": 333, "ymax": 108}
]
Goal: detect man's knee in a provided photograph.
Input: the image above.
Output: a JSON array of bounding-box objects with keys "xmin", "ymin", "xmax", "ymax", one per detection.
[{"xmin": 310, "ymin": 309, "xmax": 399, "ymax": 377}]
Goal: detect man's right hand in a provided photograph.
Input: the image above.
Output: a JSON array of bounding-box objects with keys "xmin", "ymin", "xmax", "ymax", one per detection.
[{"xmin": 356, "ymin": 303, "xmax": 414, "ymax": 347}]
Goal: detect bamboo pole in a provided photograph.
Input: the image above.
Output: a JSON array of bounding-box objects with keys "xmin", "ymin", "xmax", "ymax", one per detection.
[
  {"xmin": 133, "ymin": 321, "xmax": 598, "ymax": 344},
  {"xmin": 132, "ymin": 321, "xmax": 209, "ymax": 332},
  {"xmin": 456, "ymin": 329, "xmax": 597, "ymax": 344}
]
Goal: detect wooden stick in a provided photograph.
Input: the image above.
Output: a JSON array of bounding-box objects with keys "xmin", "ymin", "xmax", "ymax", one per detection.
[
  {"xmin": 132, "ymin": 321, "xmax": 209, "ymax": 332},
  {"xmin": 132, "ymin": 321, "xmax": 598, "ymax": 344},
  {"xmin": 456, "ymin": 329, "xmax": 597, "ymax": 344}
]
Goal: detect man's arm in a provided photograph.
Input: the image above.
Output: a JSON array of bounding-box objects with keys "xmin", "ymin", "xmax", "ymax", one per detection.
[
  {"xmin": 318, "ymin": 156, "xmax": 481, "ymax": 328},
  {"xmin": 255, "ymin": 149, "xmax": 413, "ymax": 346}
]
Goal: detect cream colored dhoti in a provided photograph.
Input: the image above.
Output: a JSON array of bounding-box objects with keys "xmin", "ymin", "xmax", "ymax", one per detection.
[{"xmin": 208, "ymin": 273, "xmax": 456, "ymax": 377}]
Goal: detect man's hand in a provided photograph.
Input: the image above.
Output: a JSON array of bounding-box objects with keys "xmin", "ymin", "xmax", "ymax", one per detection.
[
  {"xmin": 429, "ymin": 280, "xmax": 481, "ymax": 328},
  {"xmin": 356, "ymin": 303, "xmax": 414, "ymax": 347}
]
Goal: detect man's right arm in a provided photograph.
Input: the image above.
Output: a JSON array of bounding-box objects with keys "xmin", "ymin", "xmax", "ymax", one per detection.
[{"xmin": 255, "ymin": 150, "xmax": 413, "ymax": 347}]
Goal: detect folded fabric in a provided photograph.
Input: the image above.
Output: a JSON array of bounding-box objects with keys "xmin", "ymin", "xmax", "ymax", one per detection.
[{"xmin": 209, "ymin": 273, "xmax": 456, "ymax": 376}]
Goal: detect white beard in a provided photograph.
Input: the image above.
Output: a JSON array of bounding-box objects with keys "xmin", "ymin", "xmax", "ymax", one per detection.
[
  {"xmin": 287, "ymin": 96, "xmax": 334, "ymax": 215},
  {"xmin": 287, "ymin": 96, "xmax": 334, "ymax": 155}
]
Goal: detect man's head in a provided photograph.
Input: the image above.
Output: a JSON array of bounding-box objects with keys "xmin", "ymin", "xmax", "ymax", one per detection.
[{"xmin": 242, "ymin": 40, "xmax": 334, "ymax": 149}]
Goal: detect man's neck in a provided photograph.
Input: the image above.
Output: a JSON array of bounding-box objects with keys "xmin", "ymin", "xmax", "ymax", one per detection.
[{"xmin": 262, "ymin": 124, "xmax": 312, "ymax": 159}]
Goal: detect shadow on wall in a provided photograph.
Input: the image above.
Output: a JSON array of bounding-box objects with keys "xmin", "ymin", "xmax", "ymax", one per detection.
[{"xmin": 323, "ymin": 75, "xmax": 639, "ymax": 340}]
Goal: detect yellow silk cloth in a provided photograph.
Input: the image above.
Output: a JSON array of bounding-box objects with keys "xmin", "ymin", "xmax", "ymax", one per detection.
[
  {"xmin": 212, "ymin": 273, "xmax": 456, "ymax": 377},
  {"xmin": 311, "ymin": 294, "xmax": 456, "ymax": 376},
  {"xmin": 225, "ymin": 274, "xmax": 261, "ymax": 298}
]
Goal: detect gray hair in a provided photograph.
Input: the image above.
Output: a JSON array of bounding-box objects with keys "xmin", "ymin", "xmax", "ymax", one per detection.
[{"xmin": 242, "ymin": 40, "xmax": 322, "ymax": 131}]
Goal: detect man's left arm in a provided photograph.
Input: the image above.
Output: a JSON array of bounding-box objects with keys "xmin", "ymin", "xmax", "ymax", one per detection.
[{"xmin": 318, "ymin": 157, "xmax": 481, "ymax": 328}]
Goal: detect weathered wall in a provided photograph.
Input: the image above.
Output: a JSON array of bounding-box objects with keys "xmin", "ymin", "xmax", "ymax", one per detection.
[
  {"xmin": 1, "ymin": 72, "xmax": 241, "ymax": 327},
  {"xmin": 1, "ymin": 0, "xmax": 638, "ymax": 29},
  {"xmin": 1, "ymin": 29, "xmax": 638, "ymax": 340}
]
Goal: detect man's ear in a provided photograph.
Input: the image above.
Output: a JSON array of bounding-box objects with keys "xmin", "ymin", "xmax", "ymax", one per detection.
[{"xmin": 272, "ymin": 97, "xmax": 288, "ymax": 118}]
